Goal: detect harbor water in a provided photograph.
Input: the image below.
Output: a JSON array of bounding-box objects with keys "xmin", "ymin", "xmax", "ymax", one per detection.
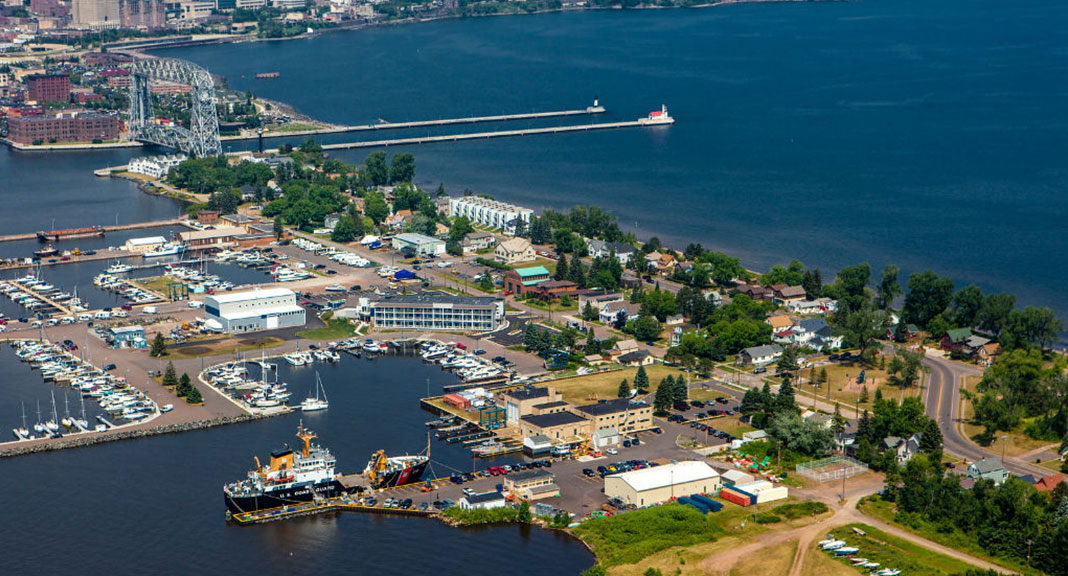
[{"xmin": 0, "ymin": 352, "xmax": 595, "ymax": 574}]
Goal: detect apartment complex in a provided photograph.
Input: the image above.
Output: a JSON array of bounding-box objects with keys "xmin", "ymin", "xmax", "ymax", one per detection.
[
  {"xmin": 368, "ymin": 294, "xmax": 504, "ymax": 332},
  {"xmin": 448, "ymin": 196, "xmax": 533, "ymax": 235},
  {"xmin": 26, "ymin": 74, "xmax": 70, "ymax": 103}
]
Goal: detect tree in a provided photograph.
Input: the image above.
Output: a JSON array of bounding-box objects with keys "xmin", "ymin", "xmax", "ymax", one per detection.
[
  {"xmin": 776, "ymin": 379, "xmax": 799, "ymax": 415},
  {"xmin": 877, "ymin": 264, "xmax": 901, "ymax": 310},
  {"xmin": 163, "ymin": 361, "xmax": 178, "ymax": 391},
  {"xmin": 653, "ymin": 376, "xmax": 673, "ymax": 411},
  {"xmin": 150, "ymin": 332, "xmax": 167, "ymax": 357},
  {"xmin": 633, "ymin": 316, "xmax": 661, "ymax": 342},
  {"xmin": 777, "ymin": 346, "xmax": 799, "ymax": 373},
  {"xmin": 363, "ymin": 151, "xmax": 389, "ymax": 186},
  {"xmin": 186, "ymin": 383, "xmax": 203, "ymax": 404},
  {"xmin": 569, "ymin": 257, "xmax": 587, "ymax": 288},
  {"xmin": 618, "ymin": 379, "xmax": 631, "ymax": 398},
  {"xmin": 950, "ymin": 284, "xmax": 985, "ymax": 328},
  {"xmin": 839, "ymin": 308, "xmax": 887, "ymax": 359},
  {"xmin": 554, "ymin": 254, "xmax": 570, "ymax": 281},
  {"xmin": 273, "ymin": 216, "xmax": 285, "ymax": 239},
  {"xmin": 979, "ymin": 293, "xmax": 1016, "ymax": 337},
  {"xmin": 830, "ymin": 263, "xmax": 872, "ymax": 314},
  {"xmin": 582, "ymin": 301, "xmax": 598, "ymax": 322},
  {"xmin": 331, "ymin": 215, "xmax": 359, "ymax": 243},
  {"xmin": 389, "ymin": 152, "xmax": 415, "ymax": 183},
  {"xmin": 634, "ymin": 365, "xmax": 650, "ymax": 393},
  {"xmin": 479, "ymin": 273, "xmax": 495, "ymax": 292},
  {"xmin": 448, "ymin": 216, "xmax": 473, "ymax": 242},
  {"xmin": 529, "ymin": 216, "xmax": 552, "ymax": 245},
  {"xmin": 363, "ymin": 191, "xmax": 389, "ymax": 225},
  {"xmin": 859, "ymin": 385, "xmax": 869, "ymax": 404},
  {"xmin": 178, "ymin": 373, "xmax": 191, "ymax": 397},
  {"xmin": 801, "ymin": 268, "xmax": 823, "ymax": 299},
  {"xmin": 832, "ymin": 402, "xmax": 847, "ymax": 436},
  {"xmin": 901, "ymin": 270, "xmax": 954, "ymax": 328},
  {"xmin": 585, "ymin": 330, "xmax": 599, "ymax": 355},
  {"xmin": 517, "ymin": 500, "xmax": 532, "ymax": 522}
]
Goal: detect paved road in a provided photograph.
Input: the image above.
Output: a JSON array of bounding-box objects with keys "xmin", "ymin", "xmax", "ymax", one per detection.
[{"xmin": 922, "ymin": 353, "xmax": 1049, "ymax": 477}]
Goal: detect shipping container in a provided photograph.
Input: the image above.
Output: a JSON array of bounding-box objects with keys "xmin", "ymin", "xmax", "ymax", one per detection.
[
  {"xmin": 443, "ymin": 393, "xmax": 471, "ymax": 409},
  {"xmin": 718, "ymin": 487, "xmax": 753, "ymax": 507},
  {"xmin": 690, "ymin": 494, "xmax": 722, "ymax": 512},
  {"xmin": 677, "ymin": 497, "xmax": 708, "ymax": 514}
]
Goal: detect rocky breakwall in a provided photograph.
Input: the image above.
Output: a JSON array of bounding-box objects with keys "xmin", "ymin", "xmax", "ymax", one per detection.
[{"xmin": 0, "ymin": 414, "xmax": 262, "ymax": 459}]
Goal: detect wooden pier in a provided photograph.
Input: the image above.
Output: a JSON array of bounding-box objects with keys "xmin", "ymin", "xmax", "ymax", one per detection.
[
  {"xmin": 274, "ymin": 119, "xmax": 659, "ymax": 153},
  {"xmin": 224, "ymin": 105, "xmax": 607, "ymax": 141}
]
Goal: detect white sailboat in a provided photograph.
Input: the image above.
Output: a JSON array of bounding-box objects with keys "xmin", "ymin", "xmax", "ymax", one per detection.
[
  {"xmin": 33, "ymin": 400, "xmax": 45, "ymax": 435},
  {"xmin": 300, "ymin": 372, "xmax": 329, "ymax": 412},
  {"xmin": 61, "ymin": 392, "xmax": 74, "ymax": 429},
  {"xmin": 13, "ymin": 402, "xmax": 30, "ymax": 440},
  {"xmin": 44, "ymin": 391, "xmax": 60, "ymax": 433}
]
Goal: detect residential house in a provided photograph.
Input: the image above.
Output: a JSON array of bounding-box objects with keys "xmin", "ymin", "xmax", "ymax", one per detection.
[
  {"xmin": 461, "ymin": 231, "xmax": 495, "ymax": 253},
  {"xmin": 494, "ymin": 237, "xmax": 536, "ymax": 264},
  {"xmin": 617, "ymin": 349, "xmax": 654, "ymax": 367},
  {"xmin": 577, "ymin": 291, "xmax": 623, "ymax": 312},
  {"xmin": 609, "ymin": 339, "xmax": 641, "ymax": 357},
  {"xmin": 385, "ymin": 209, "xmax": 413, "ymax": 230},
  {"xmin": 966, "ymin": 457, "xmax": 1009, "ymax": 486},
  {"xmin": 665, "ymin": 314, "xmax": 685, "ymax": 326},
  {"xmin": 737, "ymin": 284, "xmax": 771, "ymax": 301},
  {"xmin": 766, "ymin": 315, "xmax": 795, "ymax": 332},
  {"xmin": 786, "ymin": 297, "xmax": 837, "ymax": 315},
  {"xmin": 587, "ymin": 239, "xmax": 636, "ymax": 265},
  {"xmin": 1033, "ymin": 473, "xmax": 1067, "ymax": 493},
  {"xmin": 941, "ymin": 329, "xmax": 973, "ymax": 353},
  {"xmin": 975, "ymin": 342, "xmax": 1001, "ymax": 367},
  {"xmin": 599, "ymin": 301, "xmax": 640, "ymax": 326},
  {"xmin": 740, "ymin": 344, "xmax": 783, "ymax": 365},
  {"xmin": 792, "ymin": 318, "xmax": 843, "ymax": 351},
  {"xmin": 670, "ymin": 324, "xmax": 699, "ymax": 347},
  {"xmin": 886, "ymin": 323, "xmax": 921, "ymax": 341},
  {"xmin": 771, "ymin": 285, "xmax": 807, "ymax": 304},
  {"xmin": 882, "ymin": 433, "xmax": 923, "ymax": 464}
]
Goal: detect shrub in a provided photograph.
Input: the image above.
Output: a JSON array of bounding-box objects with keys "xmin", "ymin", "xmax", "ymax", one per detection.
[
  {"xmin": 754, "ymin": 513, "xmax": 782, "ymax": 524},
  {"xmin": 770, "ymin": 501, "xmax": 829, "ymax": 519}
]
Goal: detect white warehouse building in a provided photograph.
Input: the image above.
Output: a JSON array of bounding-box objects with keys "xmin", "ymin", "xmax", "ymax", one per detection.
[
  {"xmin": 604, "ymin": 461, "xmax": 721, "ymax": 508},
  {"xmin": 205, "ymin": 288, "xmax": 305, "ymax": 333},
  {"xmin": 448, "ymin": 196, "xmax": 534, "ymax": 235},
  {"xmin": 391, "ymin": 233, "xmax": 446, "ymax": 257}
]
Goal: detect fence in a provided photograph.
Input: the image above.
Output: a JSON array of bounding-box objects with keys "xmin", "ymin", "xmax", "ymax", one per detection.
[{"xmin": 795, "ymin": 455, "xmax": 868, "ymax": 483}]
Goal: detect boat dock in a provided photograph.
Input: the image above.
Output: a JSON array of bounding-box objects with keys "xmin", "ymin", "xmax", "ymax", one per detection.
[
  {"xmin": 274, "ymin": 119, "xmax": 662, "ymax": 153},
  {"xmin": 10, "ymin": 281, "xmax": 73, "ymax": 315},
  {"xmin": 228, "ymin": 498, "xmax": 435, "ymax": 525},
  {"xmin": 225, "ymin": 105, "xmax": 607, "ymax": 141},
  {"xmin": 0, "ymin": 218, "xmax": 187, "ymax": 243}
]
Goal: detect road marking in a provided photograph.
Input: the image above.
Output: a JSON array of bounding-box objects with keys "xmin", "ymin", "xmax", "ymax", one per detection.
[{"xmin": 935, "ymin": 364, "xmax": 944, "ymax": 422}]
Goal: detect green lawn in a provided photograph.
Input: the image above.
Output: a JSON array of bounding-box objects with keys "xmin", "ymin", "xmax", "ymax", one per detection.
[
  {"xmin": 824, "ymin": 522, "xmax": 983, "ymax": 576},
  {"xmin": 857, "ymin": 497, "xmax": 1036, "ymax": 575},
  {"xmin": 296, "ymin": 318, "xmax": 356, "ymax": 340},
  {"xmin": 572, "ymin": 504, "xmax": 724, "ymax": 567}
]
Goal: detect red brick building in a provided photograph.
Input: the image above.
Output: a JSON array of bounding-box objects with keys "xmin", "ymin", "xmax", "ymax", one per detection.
[
  {"xmin": 7, "ymin": 112, "xmax": 121, "ymax": 144},
  {"xmin": 26, "ymin": 74, "xmax": 70, "ymax": 104}
]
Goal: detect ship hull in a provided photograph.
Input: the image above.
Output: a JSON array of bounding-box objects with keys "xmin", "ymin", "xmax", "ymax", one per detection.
[
  {"xmin": 224, "ymin": 479, "xmax": 345, "ymax": 514},
  {"xmin": 371, "ymin": 459, "xmax": 429, "ymax": 489}
]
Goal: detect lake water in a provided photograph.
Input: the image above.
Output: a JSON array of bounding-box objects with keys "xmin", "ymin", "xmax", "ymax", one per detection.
[
  {"xmin": 153, "ymin": 0, "xmax": 1067, "ymax": 320},
  {"xmin": 0, "ymin": 352, "xmax": 594, "ymax": 574}
]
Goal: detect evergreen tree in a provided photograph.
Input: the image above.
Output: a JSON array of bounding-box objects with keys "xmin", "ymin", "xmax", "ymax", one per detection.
[
  {"xmin": 273, "ymin": 216, "xmax": 285, "ymax": 239},
  {"xmin": 859, "ymin": 385, "xmax": 870, "ymax": 404},
  {"xmin": 523, "ymin": 324, "xmax": 540, "ymax": 351},
  {"xmin": 740, "ymin": 387, "xmax": 763, "ymax": 414},
  {"xmin": 874, "ymin": 387, "xmax": 883, "ymax": 402},
  {"xmin": 832, "ymin": 402, "xmax": 847, "ymax": 436},
  {"xmin": 634, "ymin": 365, "xmax": 649, "ymax": 393},
  {"xmin": 761, "ymin": 382, "xmax": 774, "ymax": 411},
  {"xmin": 672, "ymin": 376, "xmax": 689, "ymax": 403},
  {"xmin": 163, "ymin": 361, "xmax": 179, "ymax": 392},
  {"xmin": 856, "ymin": 410, "xmax": 873, "ymax": 443},
  {"xmin": 920, "ymin": 418, "xmax": 943, "ymax": 460},
  {"xmin": 585, "ymin": 330, "xmax": 599, "ymax": 355},
  {"xmin": 150, "ymin": 332, "xmax": 167, "ymax": 357},
  {"xmin": 618, "ymin": 379, "xmax": 630, "ymax": 398},
  {"xmin": 653, "ymin": 378, "xmax": 673, "ymax": 411},
  {"xmin": 186, "ymin": 384, "xmax": 203, "ymax": 404},
  {"xmin": 554, "ymin": 254, "xmax": 569, "ymax": 281},
  {"xmin": 517, "ymin": 500, "xmax": 532, "ymax": 522},
  {"xmin": 569, "ymin": 257, "xmax": 587, "ymax": 288},
  {"xmin": 582, "ymin": 301, "xmax": 598, "ymax": 322},
  {"xmin": 178, "ymin": 373, "xmax": 191, "ymax": 397},
  {"xmin": 479, "ymin": 273, "xmax": 495, "ymax": 292},
  {"xmin": 776, "ymin": 379, "xmax": 798, "ymax": 415},
  {"xmin": 818, "ymin": 367, "xmax": 828, "ymax": 387}
]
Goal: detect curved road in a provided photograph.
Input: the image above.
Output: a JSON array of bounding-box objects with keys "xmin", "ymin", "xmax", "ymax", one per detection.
[{"xmin": 923, "ymin": 354, "xmax": 1048, "ymax": 477}]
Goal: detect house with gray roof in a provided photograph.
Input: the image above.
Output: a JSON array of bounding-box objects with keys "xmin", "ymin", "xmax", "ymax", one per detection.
[
  {"xmin": 587, "ymin": 239, "xmax": 636, "ymax": 265},
  {"xmin": 967, "ymin": 457, "xmax": 1009, "ymax": 486},
  {"xmin": 740, "ymin": 344, "xmax": 783, "ymax": 365}
]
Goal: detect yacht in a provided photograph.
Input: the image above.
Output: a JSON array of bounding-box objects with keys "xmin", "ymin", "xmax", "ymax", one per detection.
[
  {"xmin": 143, "ymin": 242, "xmax": 187, "ymax": 258},
  {"xmin": 106, "ymin": 262, "xmax": 134, "ymax": 274}
]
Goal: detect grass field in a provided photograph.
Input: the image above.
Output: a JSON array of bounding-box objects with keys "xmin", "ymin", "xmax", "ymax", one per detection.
[
  {"xmin": 799, "ymin": 543, "xmax": 858, "ymax": 576},
  {"xmin": 296, "ymin": 317, "xmax": 356, "ymax": 340},
  {"xmin": 857, "ymin": 497, "xmax": 1036, "ymax": 575},
  {"xmin": 820, "ymin": 522, "xmax": 984, "ymax": 576},
  {"xmin": 165, "ymin": 336, "xmax": 286, "ymax": 360},
  {"xmin": 549, "ymin": 365, "xmax": 687, "ymax": 404},
  {"xmin": 134, "ymin": 276, "xmax": 174, "ymax": 296},
  {"xmin": 959, "ymin": 374, "xmax": 1057, "ymax": 460},
  {"xmin": 791, "ymin": 360, "xmax": 915, "ymax": 411},
  {"xmin": 729, "ymin": 538, "xmax": 797, "ymax": 576}
]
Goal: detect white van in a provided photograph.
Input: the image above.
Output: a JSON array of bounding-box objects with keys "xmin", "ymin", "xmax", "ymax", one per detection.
[
  {"xmin": 77, "ymin": 314, "xmax": 92, "ymax": 322},
  {"xmin": 30, "ymin": 320, "xmax": 43, "ymax": 328},
  {"xmin": 142, "ymin": 306, "xmax": 158, "ymax": 315},
  {"xmin": 60, "ymin": 316, "xmax": 75, "ymax": 324},
  {"xmin": 188, "ymin": 301, "xmax": 203, "ymax": 309},
  {"xmin": 95, "ymin": 311, "xmax": 111, "ymax": 320}
]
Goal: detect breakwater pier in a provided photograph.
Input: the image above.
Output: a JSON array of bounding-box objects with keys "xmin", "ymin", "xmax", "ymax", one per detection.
[{"xmin": 227, "ymin": 104, "xmax": 608, "ymax": 141}]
